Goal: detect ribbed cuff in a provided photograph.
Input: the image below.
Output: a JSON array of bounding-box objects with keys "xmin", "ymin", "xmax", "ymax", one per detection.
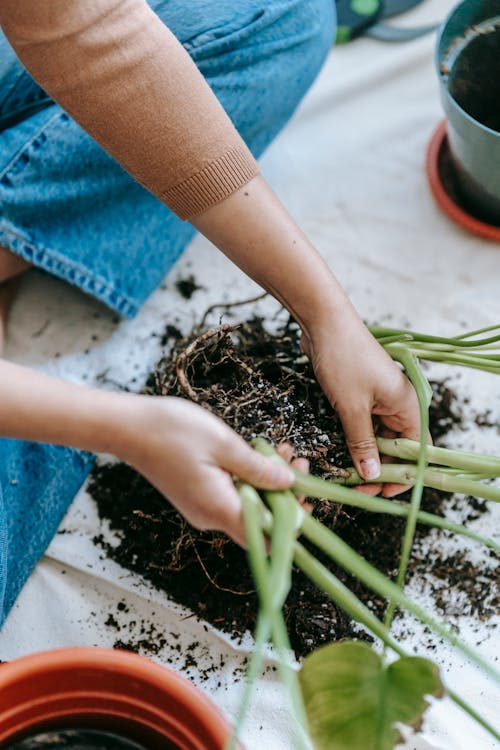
[{"xmin": 161, "ymin": 145, "xmax": 260, "ymax": 220}]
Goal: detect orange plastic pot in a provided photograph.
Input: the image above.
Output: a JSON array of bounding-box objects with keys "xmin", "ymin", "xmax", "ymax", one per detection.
[{"xmin": 0, "ymin": 647, "xmax": 239, "ymax": 749}]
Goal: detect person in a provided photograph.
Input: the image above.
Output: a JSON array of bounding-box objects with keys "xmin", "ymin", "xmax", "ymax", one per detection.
[{"xmin": 0, "ymin": 0, "xmax": 420, "ymax": 626}]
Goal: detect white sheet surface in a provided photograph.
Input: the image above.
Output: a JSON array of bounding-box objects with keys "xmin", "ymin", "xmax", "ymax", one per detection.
[{"xmin": 1, "ymin": 1, "xmax": 499, "ymax": 748}]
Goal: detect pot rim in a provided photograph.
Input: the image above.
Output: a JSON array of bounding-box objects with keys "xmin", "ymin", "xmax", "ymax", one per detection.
[
  {"xmin": 435, "ymin": 1, "xmax": 500, "ymax": 139},
  {"xmin": 426, "ymin": 120, "xmax": 500, "ymax": 241},
  {"xmin": 0, "ymin": 646, "xmax": 235, "ymax": 749}
]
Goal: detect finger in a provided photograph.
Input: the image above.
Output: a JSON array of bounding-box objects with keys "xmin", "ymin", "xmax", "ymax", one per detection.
[
  {"xmin": 291, "ymin": 456, "xmax": 309, "ymax": 473},
  {"xmin": 382, "ymin": 482, "xmax": 411, "ymax": 499},
  {"xmin": 291, "ymin": 455, "xmax": 309, "ymax": 504},
  {"xmin": 376, "ymin": 380, "xmax": 422, "ymax": 443},
  {"xmin": 341, "ymin": 408, "xmax": 381, "ymax": 482},
  {"xmin": 277, "ymin": 442, "xmax": 295, "ymax": 463},
  {"xmin": 354, "ymin": 482, "xmax": 382, "ymax": 496},
  {"xmin": 223, "ymin": 437, "xmax": 294, "ymax": 489},
  {"xmin": 194, "ymin": 469, "xmax": 248, "ymax": 548}
]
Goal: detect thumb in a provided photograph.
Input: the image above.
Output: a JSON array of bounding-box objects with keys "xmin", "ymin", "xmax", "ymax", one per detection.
[
  {"xmin": 342, "ymin": 409, "xmax": 381, "ymax": 482},
  {"xmin": 223, "ymin": 438, "xmax": 295, "ymax": 489}
]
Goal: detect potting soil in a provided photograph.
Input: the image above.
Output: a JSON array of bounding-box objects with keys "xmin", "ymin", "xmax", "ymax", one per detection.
[{"xmin": 88, "ymin": 317, "xmax": 498, "ymax": 658}]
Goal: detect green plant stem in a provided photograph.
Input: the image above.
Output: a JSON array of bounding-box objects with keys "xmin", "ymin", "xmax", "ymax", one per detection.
[
  {"xmin": 237, "ymin": 484, "xmax": 309, "ymax": 748},
  {"xmin": 225, "ymin": 486, "xmax": 273, "ymax": 750},
  {"xmin": 253, "ymin": 439, "xmax": 500, "ymax": 555},
  {"xmin": 407, "ymin": 343, "xmax": 500, "ymax": 356},
  {"xmin": 370, "ymin": 325, "xmax": 500, "ymax": 348},
  {"xmin": 238, "ymin": 480, "xmax": 500, "ymax": 745},
  {"xmin": 377, "ymin": 437, "xmax": 500, "ymax": 476},
  {"xmin": 293, "ymin": 542, "xmax": 403, "ymax": 655},
  {"xmin": 447, "ymin": 689, "xmax": 500, "ymax": 742},
  {"xmin": 299, "ymin": 512, "xmax": 500, "ymax": 684},
  {"xmin": 265, "ymin": 489, "xmax": 309, "ymax": 737},
  {"xmin": 323, "ymin": 464, "xmax": 500, "ymax": 503},
  {"xmin": 368, "ymin": 345, "xmax": 431, "ymax": 630},
  {"xmin": 455, "ymin": 323, "xmax": 500, "ymax": 340},
  {"xmin": 403, "ymin": 350, "xmax": 500, "ymax": 373},
  {"xmin": 291, "ymin": 470, "xmax": 499, "ymax": 552},
  {"xmin": 293, "ymin": 542, "xmax": 500, "ymax": 743},
  {"xmin": 265, "ymin": 489, "xmax": 304, "ymax": 610}
]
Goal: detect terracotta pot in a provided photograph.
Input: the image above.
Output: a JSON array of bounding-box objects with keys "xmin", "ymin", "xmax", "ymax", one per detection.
[{"xmin": 0, "ymin": 647, "xmax": 238, "ymax": 749}]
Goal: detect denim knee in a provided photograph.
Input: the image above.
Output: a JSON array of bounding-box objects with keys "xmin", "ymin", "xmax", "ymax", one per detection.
[
  {"xmin": 191, "ymin": 0, "xmax": 335, "ymax": 156},
  {"xmin": 249, "ymin": 0, "xmax": 336, "ymax": 154},
  {"xmin": 275, "ymin": 0, "xmax": 336, "ymax": 96}
]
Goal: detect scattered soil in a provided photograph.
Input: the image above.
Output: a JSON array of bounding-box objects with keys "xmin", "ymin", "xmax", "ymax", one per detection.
[
  {"xmin": 89, "ymin": 316, "xmax": 498, "ymax": 658},
  {"xmin": 174, "ymin": 275, "xmax": 203, "ymax": 300}
]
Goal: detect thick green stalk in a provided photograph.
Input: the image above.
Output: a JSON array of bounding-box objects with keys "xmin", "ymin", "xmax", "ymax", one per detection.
[
  {"xmin": 265, "ymin": 488, "xmax": 309, "ymax": 736},
  {"xmin": 455, "ymin": 323, "xmax": 500, "ymax": 340},
  {"xmin": 293, "ymin": 542, "xmax": 403, "ymax": 655},
  {"xmin": 325, "ymin": 463, "xmax": 500, "ymax": 503},
  {"xmin": 447, "ymin": 689, "xmax": 500, "ymax": 742},
  {"xmin": 253, "ymin": 440, "xmax": 500, "ymax": 554},
  {"xmin": 404, "ymin": 350, "xmax": 500, "ymax": 373},
  {"xmin": 232, "ymin": 485, "xmax": 310, "ymax": 750},
  {"xmin": 293, "ymin": 543, "xmax": 500, "ymax": 743},
  {"xmin": 377, "ymin": 437, "xmax": 500, "ymax": 476},
  {"xmin": 370, "ymin": 325, "xmax": 500, "ymax": 348},
  {"xmin": 265, "ymin": 489, "xmax": 304, "ymax": 610},
  {"xmin": 423, "ymin": 468, "xmax": 500, "ymax": 502},
  {"xmin": 224, "ymin": 486, "xmax": 274, "ymax": 750},
  {"xmin": 299, "ymin": 512, "xmax": 500, "ymax": 683},
  {"xmin": 403, "ymin": 341, "xmax": 500, "ymax": 358},
  {"xmin": 291, "ymin": 470, "xmax": 499, "ymax": 552},
  {"xmin": 378, "ymin": 346, "xmax": 430, "ymax": 628}
]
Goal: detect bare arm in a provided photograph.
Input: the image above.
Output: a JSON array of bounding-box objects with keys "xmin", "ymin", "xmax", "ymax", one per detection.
[
  {"xmin": 0, "ymin": 360, "xmax": 294, "ymax": 545},
  {"xmin": 0, "ymin": 0, "xmax": 421, "ymax": 487},
  {"xmin": 0, "ymin": 0, "xmax": 258, "ymax": 219},
  {"xmin": 194, "ymin": 177, "xmax": 421, "ymax": 491}
]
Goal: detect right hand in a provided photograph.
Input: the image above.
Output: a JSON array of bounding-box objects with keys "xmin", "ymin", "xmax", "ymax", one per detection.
[
  {"xmin": 300, "ymin": 305, "xmax": 422, "ymax": 497},
  {"xmin": 117, "ymin": 396, "xmax": 295, "ymax": 547}
]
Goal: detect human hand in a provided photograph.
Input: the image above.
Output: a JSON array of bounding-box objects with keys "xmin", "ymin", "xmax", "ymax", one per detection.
[
  {"xmin": 117, "ymin": 396, "xmax": 295, "ymax": 546},
  {"xmin": 300, "ymin": 306, "xmax": 421, "ymax": 498}
]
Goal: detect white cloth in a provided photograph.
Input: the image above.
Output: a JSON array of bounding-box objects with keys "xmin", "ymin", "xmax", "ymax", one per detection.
[{"xmin": 1, "ymin": 1, "xmax": 499, "ymax": 748}]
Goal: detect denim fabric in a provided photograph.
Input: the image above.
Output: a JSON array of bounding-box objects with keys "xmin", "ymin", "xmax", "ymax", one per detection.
[
  {"xmin": 0, "ymin": 443, "xmax": 96, "ymax": 625},
  {"xmin": 0, "ymin": 0, "xmax": 335, "ymax": 627}
]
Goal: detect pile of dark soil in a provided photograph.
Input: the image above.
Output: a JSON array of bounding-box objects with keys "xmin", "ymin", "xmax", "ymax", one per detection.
[{"xmin": 89, "ymin": 316, "xmax": 496, "ymax": 658}]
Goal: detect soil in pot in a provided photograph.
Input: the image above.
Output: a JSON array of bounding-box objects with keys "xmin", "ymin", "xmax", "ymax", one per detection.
[
  {"xmin": 448, "ymin": 18, "xmax": 500, "ymax": 132},
  {"xmin": 89, "ymin": 314, "xmax": 498, "ymax": 658}
]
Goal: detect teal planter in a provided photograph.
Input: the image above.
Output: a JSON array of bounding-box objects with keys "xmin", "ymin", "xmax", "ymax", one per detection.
[{"xmin": 436, "ymin": 1, "xmax": 500, "ymax": 226}]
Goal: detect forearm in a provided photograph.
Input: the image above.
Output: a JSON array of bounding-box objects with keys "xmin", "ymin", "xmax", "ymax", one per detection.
[
  {"xmin": 0, "ymin": 0, "xmax": 258, "ymax": 220},
  {"xmin": 193, "ymin": 175, "xmax": 359, "ymax": 337},
  {"xmin": 0, "ymin": 359, "xmax": 136, "ymax": 456}
]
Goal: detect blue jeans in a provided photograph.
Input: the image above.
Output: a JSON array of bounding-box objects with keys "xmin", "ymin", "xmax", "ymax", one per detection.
[{"xmin": 0, "ymin": 0, "xmax": 335, "ymax": 626}]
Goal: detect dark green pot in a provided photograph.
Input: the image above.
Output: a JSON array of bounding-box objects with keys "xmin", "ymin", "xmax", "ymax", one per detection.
[{"xmin": 436, "ymin": 0, "xmax": 500, "ymax": 226}]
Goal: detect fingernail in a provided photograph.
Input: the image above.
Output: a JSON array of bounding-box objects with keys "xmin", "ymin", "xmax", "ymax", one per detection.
[
  {"xmin": 273, "ymin": 465, "xmax": 295, "ymax": 485},
  {"xmin": 360, "ymin": 458, "xmax": 380, "ymax": 480}
]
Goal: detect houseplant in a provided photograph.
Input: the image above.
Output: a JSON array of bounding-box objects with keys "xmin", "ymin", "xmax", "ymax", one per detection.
[
  {"xmin": 224, "ymin": 322, "xmax": 500, "ymax": 750},
  {"xmin": 86, "ymin": 314, "xmax": 500, "ymax": 749}
]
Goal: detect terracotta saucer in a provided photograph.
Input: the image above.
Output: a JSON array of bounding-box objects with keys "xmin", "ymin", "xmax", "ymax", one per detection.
[{"xmin": 426, "ymin": 120, "xmax": 500, "ymax": 242}]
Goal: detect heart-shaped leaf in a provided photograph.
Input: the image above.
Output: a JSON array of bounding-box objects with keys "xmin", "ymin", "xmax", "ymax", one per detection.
[{"xmin": 299, "ymin": 641, "xmax": 443, "ymax": 750}]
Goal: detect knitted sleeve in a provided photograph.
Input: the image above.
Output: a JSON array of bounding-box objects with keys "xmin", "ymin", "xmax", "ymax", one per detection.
[{"xmin": 0, "ymin": 0, "xmax": 260, "ymax": 220}]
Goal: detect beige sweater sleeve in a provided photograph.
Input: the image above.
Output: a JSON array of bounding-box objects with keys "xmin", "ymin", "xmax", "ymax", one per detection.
[{"xmin": 0, "ymin": 0, "xmax": 259, "ymax": 220}]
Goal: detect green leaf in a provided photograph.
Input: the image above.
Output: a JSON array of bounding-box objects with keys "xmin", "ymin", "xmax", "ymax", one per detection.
[{"xmin": 299, "ymin": 641, "xmax": 443, "ymax": 750}]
